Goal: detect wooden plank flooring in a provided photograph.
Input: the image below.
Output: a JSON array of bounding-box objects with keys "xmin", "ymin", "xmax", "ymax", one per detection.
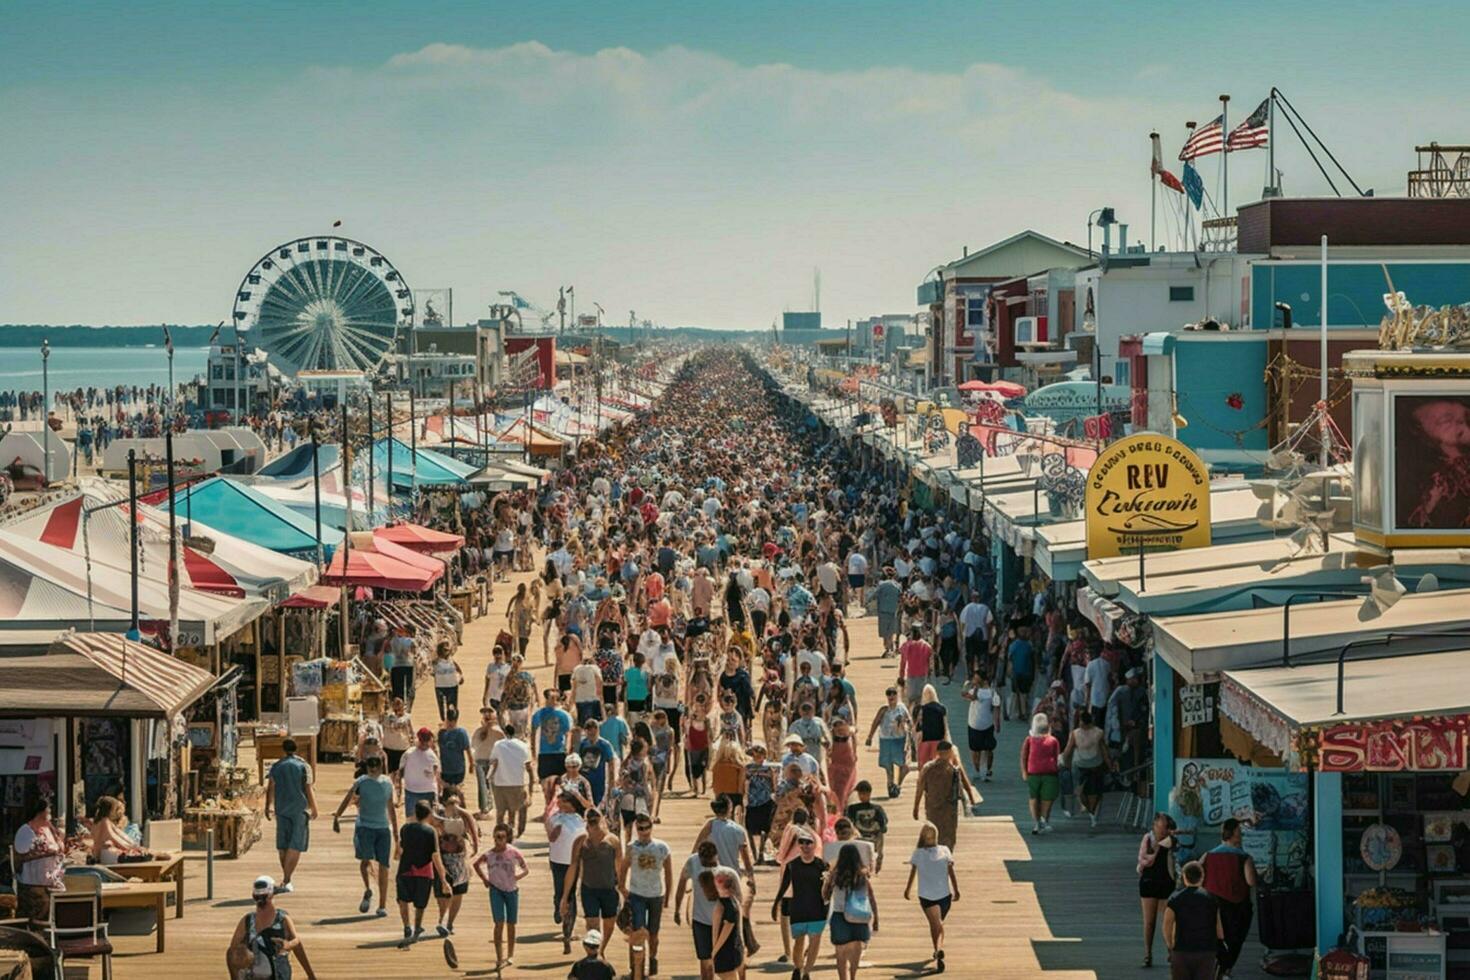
[{"xmin": 108, "ymin": 565, "xmax": 1264, "ymax": 979}]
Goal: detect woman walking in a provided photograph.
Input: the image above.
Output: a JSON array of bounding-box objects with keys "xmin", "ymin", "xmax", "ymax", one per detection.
[
  {"xmin": 708, "ymin": 868, "xmax": 747, "ymax": 980},
  {"xmin": 911, "ymin": 741, "xmax": 976, "ymax": 849},
  {"xmin": 1138, "ymin": 812, "xmax": 1179, "ymax": 968},
  {"xmin": 904, "ymin": 821, "xmax": 959, "ymax": 973},
  {"xmin": 823, "ymin": 843, "xmax": 878, "ymax": 980},
  {"xmin": 826, "ymin": 717, "xmax": 859, "ymax": 811},
  {"xmin": 1020, "ymin": 713, "xmax": 1061, "ymax": 836},
  {"xmin": 432, "ymin": 787, "xmax": 480, "ymax": 937},
  {"xmin": 915, "ymin": 685, "xmax": 949, "ymax": 767},
  {"xmin": 472, "ymin": 823, "xmax": 529, "ymax": 972}
]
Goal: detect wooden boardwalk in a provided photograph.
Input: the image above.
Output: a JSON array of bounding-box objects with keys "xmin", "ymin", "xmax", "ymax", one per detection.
[{"xmin": 106, "ymin": 566, "xmax": 1262, "ymax": 979}]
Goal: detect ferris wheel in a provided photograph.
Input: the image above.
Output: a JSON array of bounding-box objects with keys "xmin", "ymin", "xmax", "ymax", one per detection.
[{"xmin": 232, "ymin": 236, "xmax": 413, "ymax": 375}]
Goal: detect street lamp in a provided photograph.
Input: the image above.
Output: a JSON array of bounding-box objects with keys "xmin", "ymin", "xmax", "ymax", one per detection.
[
  {"xmin": 40, "ymin": 339, "xmax": 50, "ymax": 486},
  {"xmin": 1086, "ymin": 207, "xmax": 1115, "ymax": 258}
]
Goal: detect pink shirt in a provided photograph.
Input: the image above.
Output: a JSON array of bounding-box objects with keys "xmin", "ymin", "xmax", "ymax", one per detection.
[
  {"xmin": 481, "ymin": 845, "xmax": 527, "ymax": 892},
  {"xmin": 1023, "ymin": 734, "xmax": 1060, "ymax": 775},
  {"xmin": 899, "ymin": 640, "xmax": 933, "ymax": 679}
]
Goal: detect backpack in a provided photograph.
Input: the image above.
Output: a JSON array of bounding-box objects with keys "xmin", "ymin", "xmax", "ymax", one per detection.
[{"xmin": 842, "ymin": 882, "xmax": 873, "ymax": 924}]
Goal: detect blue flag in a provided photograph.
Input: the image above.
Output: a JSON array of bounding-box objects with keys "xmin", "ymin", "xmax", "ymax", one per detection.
[{"xmin": 1182, "ymin": 161, "xmax": 1204, "ymax": 209}]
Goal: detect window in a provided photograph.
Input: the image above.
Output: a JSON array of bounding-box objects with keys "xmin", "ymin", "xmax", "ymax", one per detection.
[
  {"xmin": 1114, "ymin": 359, "xmax": 1131, "ymax": 385},
  {"xmin": 966, "ymin": 296, "xmax": 986, "ymax": 329},
  {"xmin": 1169, "ymin": 286, "xmax": 1195, "ymax": 302}
]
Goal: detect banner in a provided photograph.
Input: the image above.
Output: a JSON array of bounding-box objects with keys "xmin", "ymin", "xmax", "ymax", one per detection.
[
  {"xmin": 1317, "ymin": 715, "xmax": 1470, "ymax": 772},
  {"xmin": 1171, "ymin": 758, "xmax": 1309, "ymax": 883},
  {"xmin": 1085, "ymin": 432, "xmax": 1211, "ymax": 559}
]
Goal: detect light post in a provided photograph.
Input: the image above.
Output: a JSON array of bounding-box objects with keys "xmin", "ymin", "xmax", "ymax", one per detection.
[
  {"xmin": 40, "ymin": 339, "xmax": 50, "ymax": 486},
  {"xmin": 310, "ymin": 421, "xmax": 324, "ymax": 570}
]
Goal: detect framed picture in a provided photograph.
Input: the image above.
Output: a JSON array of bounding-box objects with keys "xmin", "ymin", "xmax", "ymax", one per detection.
[
  {"xmin": 1426, "ymin": 844, "xmax": 1459, "ymax": 875},
  {"xmin": 1393, "ymin": 393, "xmax": 1470, "ymax": 532},
  {"xmin": 1387, "ymin": 775, "xmax": 1416, "ymax": 812}
]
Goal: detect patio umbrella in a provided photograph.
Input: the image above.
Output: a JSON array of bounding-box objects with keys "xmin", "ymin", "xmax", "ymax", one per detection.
[{"xmin": 375, "ymin": 522, "xmax": 465, "ymax": 554}]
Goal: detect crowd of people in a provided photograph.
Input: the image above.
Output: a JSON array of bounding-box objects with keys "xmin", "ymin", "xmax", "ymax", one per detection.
[{"xmin": 237, "ymin": 348, "xmax": 1183, "ymax": 978}]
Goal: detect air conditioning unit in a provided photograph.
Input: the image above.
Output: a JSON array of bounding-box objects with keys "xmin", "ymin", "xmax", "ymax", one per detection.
[{"xmin": 1014, "ymin": 315, "xmax": 1050, "ymax": 347}]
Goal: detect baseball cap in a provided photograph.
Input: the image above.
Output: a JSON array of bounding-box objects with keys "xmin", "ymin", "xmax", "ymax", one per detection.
[
  {"xmin": 252, "ymin": 875, "xmax": 275, "ymax": 897},
  {"xmin": 582, "ymin": 929, "xmax": 603, "ymax": 946},
  {"xmin": 417, "ymin": 727, "xmax": 433, "ymax": 740}
]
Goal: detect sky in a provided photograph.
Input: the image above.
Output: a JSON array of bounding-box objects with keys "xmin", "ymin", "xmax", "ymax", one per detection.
[{"xmin": 4, "ymin": 0, "xmax": 1469, "ymax": 331}]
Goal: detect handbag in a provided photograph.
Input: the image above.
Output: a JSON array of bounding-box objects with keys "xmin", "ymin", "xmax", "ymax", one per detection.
[{"xmin": 842, "ymin": 883, "xmax": 873, "ymax": 924}]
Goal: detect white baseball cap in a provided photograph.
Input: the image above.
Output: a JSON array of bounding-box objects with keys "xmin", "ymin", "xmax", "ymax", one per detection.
[
  {"xmin": 252, "ymin": 875, "xmax": 275, "ymax": 897},
  {"xmin": 582, "ymin": 929, "xmax": 603, "ymax": 946}
]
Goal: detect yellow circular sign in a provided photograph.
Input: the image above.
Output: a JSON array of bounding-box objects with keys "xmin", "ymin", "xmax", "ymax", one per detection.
[{"xmin": 1084, "ymin": 432, "xmax": 1212, "ymax": 559}]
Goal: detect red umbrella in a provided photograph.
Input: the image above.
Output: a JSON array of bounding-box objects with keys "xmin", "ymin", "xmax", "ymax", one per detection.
[
  {"xmin": 374, "ymin": 522, "xmax": 465, "ymax": 554},
  {"xmin": 958, "ymin": 379, "xmax": 1026, "ymax": 398}
]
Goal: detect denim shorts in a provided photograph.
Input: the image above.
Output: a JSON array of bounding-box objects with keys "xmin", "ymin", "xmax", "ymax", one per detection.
[
  {"xmin": 830, "ymin": 912, "xmax": 871, "ymax": 945},
  {"xmin": 628, "ymin": 893, "xmax": 664, "ymax": 932},
  {"xmin": 275, "ymin": 812, "xmax": 309, "ymax": 852},
  {"xmin": 490, "ymin": 886, "xmax": 519, "ymax": 924},
  {"xmin": 353, "ymin": 825, "xmax": 390, "ymax": 864}
]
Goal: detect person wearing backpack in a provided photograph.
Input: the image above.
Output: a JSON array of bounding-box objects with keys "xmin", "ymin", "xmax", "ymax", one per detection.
[
  {"xmin": 822, "ymin": 843, "xmax": 878, "ymax": 980},
  {"xmin": 226, "ymin": 875, "xmax": 315, "ymax": 979}
]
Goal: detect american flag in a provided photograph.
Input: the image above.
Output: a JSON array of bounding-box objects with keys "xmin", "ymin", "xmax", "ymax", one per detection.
[
  {"xmin": 1178, "ymin": 114, "xmax": 1224, "ymax": 160},
  {"xmin": 1227, "ymin": 97, "xmax": 1270, "ymax": 151}
]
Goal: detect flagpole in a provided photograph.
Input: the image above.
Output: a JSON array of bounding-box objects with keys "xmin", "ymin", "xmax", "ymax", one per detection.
[
  {"xmin": 1149, "ymin": 131, "xmax": 1158, "ymax": 252},
  {"xmin": 1184, "ymin": 122, "xmax": 1197, "ymax": 251},
  {"xmin": 1220, "ymin": 94, "xmax": 1231, "ymax": 219},
  {"xmin": 1267, "ymin": 88, "xmax": 1277, "ymax": 197}
]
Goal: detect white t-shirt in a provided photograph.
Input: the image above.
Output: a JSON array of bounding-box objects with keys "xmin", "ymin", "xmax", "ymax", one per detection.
[
  {"xmin": 909, "ymin": 845, "xmax": 954, "ymax": 901},
  {"xmin": 13, "ymin": 824, "xmax": 61, "ymax": 886},
  {"xmin": 548, "ymin": 812, "xmax": 586, "ymax": 864},
  {"xmin": 967, "ymin": 686, "xmax": 1001, "ymax": 731},
  {"xmin": 650, "ymin": 644, "xmax": 678, "ymax": 677},
  {"xmin": 959, "ymin": 602, "xmax": 992, "ymax": 640},
  {"xmin": 399, "ymin": 747, "xmax": 440, "ymax": 794},
  {"xmin": 747, "ymin": 587, "xmax": 770, "ymax": 613},
  {"xmin": 572, "ymin": 662, "xmax": 603, "ymax": 703},
  {"xmin": 1085, "ymin": 657, "xmax": 1113, "ymax": 708},
  {"xmin": 846, "ymin": 552, "xmax": 868, "ymax": 578},
  {"xmin": 816, "ymin": 562, "xmax": 841, "ymax": 594},
  {"xmin": 434, "ymin": 658, "xmax": 460, "ymax": 689},
  {"xmin": 823, "ymin": 838, "xmax": 875, "ymax": 872},
  {"xmin": 489, "ymin": 738, "xmax": 532, "ymax": 786},
  {"xmin": 484, "ymin": 662, "xmax": 511, "ymax": 704}
]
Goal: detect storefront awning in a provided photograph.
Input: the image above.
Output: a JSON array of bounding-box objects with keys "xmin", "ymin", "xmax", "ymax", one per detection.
[
  {"xmin": 1221, "ymin": 648, "xmax": 1470, "ymax": 762},
  {"xmin": 1154, "ymin": 587, "xmax": 1470, "ymax": 684},
  {"xmin": 374, "ymin": 522, "xmax": 464, "ymax": 555},
  {"xmin": 0, "ymin": 631, "xmax": 216, "ymax": 718}
]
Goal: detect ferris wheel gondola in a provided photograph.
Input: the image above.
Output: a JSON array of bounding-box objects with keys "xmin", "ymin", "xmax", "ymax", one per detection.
[{"xmin": 232, "ymin": 236, "xmax": 413, "ymax": 375}]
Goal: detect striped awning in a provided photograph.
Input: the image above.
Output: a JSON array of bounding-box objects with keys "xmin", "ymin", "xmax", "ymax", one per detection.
[{"xmin": 0, "ymin": 631, "xmax": 216, "ymax": 718}]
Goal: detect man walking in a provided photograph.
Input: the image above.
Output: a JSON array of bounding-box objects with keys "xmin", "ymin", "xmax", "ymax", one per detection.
[
  {"xmin": 264, "ymin": 737, "xmax": 317, "ymax": 894},
  {"xmin": 394, "ymin": 799, "xmax": 449, "ymax": 948},
  {"xmin": 1201, "ymin": 818, "xmax": 1257, "ymax": 980},
  {"xmin": 1165, "ymin": 860, "xmax": 1222, "ymax": 980},
  {"xmin": 394, "ymin": 728, "xmax": 441, "ymax": 818},
  {"xmin": 332, "ymin": 755, "xmax": 398, "ymax": 915},
  {"xmin": 619, "ymin": 814, "xmax": 673, "ymax": 978},
  {"xmin": 438, "ymin": 706, "xmax": 474, "ymax": 792},
  {"xmin": 488, "ymin": 723, "xmax": 534, "ymax": 840}
]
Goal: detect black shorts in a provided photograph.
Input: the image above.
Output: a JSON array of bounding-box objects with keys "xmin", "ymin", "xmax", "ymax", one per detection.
[
  {"xmin": 661, "ymin": 706, "xmax": 682, "ymax": 734},
  {"xmin": 452, "ymin": 879, "xmax": 470, "ymax": 896},
  {"xmin": 396, "ymin": 874, "xmax": 442, "ymax": 910},
  {"xmin": 556, "ymin": 673, "xmax": 572, "ymax": 693},
  {"xmin": 602, "ymin": 684, "xmax": 619, "ymax": 706},
  {"xmin": 537, "ymin": 754, "xmax": 566, "ymax": 779},
  {"xmin": 968, "ymin": 725, "xmax": 997, "ymax": 752},
  {"xmin": 920, "ymin": 895, "xmax": 953, "ymax": 919},
  {"xmin": 627, "ymin": 697, "xmax": 649, "ymax": 713},
  {"xmin": 692, "ymin": 921, "xmax": 714, "ymax": 961},
  {"xmin": 745, "ymin": 800, "xmax": 774, "ymax": 835}
]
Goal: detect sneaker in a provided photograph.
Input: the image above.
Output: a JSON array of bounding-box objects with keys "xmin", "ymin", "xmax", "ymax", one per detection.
[
  {"xmin": 791, "ymin": 969, "xmax": 802, "ymax": 980},
  {"xmin": 376, "ymin": 907, "xmax": 388, "ymax": 917},
  {"xmin": 399, "ymin": 926, "xmax": 413, "ymax": 948},
  {"xmin": 436, "ymin": 924, "xmax": 449, "ymax": 938},
  {"xmin": 1031, "ymin": 824, "xmax": 1040, "ymax": 835},
  {"xmin": 359, "ymin": 890, "xmax": 372, "ymax": 914},
  {"xmin": 1089, "ymin": 813, "xmax": 1098, "ymax": 828},
  {"xmin": 985, "ymin": 770, "xmax": 993, "ymax": 781},
  {"xmin": 776, "ymin": 954, "xmax": 790, "ymax": 964},
  {"xmin": 413, "ymin": 926, "xmax": 425, "ymax": 942},
  {"xmin": 274, "ymin": 882, "xmax": 294, "ymax": 895},
  {"xmin": 1061, "ymin": 809, "xmax": 1074, "ymax": 819},
  {"xmin": 648, "ymin": 955, "xmax": 658, "ymax": 975},
  {"xmin": 1040, "ymin": 822, "xmax": 1055, "ymax": 834}
]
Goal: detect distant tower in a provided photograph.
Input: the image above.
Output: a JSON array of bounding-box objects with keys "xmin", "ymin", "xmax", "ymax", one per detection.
[{"xmin": 813, "ymin": 267, "xmax": 821, "ymax": 314}]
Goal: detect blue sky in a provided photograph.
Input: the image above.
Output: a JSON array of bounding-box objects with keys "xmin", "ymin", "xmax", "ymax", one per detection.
[{"xmin": 3, "ymin": 0, "xmax": 1467, "ymax": 329}]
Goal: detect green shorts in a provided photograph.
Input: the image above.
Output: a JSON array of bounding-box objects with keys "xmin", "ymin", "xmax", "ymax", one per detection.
[{"xmin": 1026, "ymin": 773, "xmax": 1060, "ymax": 802}]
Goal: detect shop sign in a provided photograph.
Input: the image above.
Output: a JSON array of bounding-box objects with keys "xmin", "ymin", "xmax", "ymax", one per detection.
[
  {"xmin": 1024, "ymin": 381, "xmax": 1132, "ymax": 426},
  {"xmin": 1180, "ymin": 684, "xmax": 1215, "ymax": 727},
  {"xmin": 1317, "ymin": 715, "xmax": 1470, "ymax": 772},
  {"xmin": 1085, "ymin": 432, "xmax": 1212, "ymax": 559}
]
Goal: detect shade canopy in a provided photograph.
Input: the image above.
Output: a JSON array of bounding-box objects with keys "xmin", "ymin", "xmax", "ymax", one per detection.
[
  {"xmin": 374, "ymin": 522, "xmax": 464, "ymax": 554},
  {"xmin": 278, "ymin": 585, "xmax": 342, "ymax": 609},
  {"xmin": 372, "ymin": 437, "xmax": 480, "ymax": 488},
  {"xmin": 255, "ymin": 442, "xmax": 341, "ymax": 481},
  {"xmin": 0, "ymin": 631, "xmax": 216, "ymax": 718},
  {"xmin": 320, "ymin": 532, "xmax": 443, "ymax": 591},
  {"xmin": 173, "ymin": 477, "xmax": 343, "ymax": 559},
  {"xmin": 958, "ymin": 379, "xmax": 1026, "ymax": 398}
]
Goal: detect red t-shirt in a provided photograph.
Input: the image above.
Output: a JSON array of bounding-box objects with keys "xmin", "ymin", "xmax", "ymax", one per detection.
[{"xmin": 899, "ymin": 640, "xmax": 933, "ymax": 679}]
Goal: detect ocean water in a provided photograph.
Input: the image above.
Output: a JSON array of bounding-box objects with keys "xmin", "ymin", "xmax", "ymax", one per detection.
[{"xmin": 0, "ymin": 346, "xmax": 210, "ymax": 392}]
